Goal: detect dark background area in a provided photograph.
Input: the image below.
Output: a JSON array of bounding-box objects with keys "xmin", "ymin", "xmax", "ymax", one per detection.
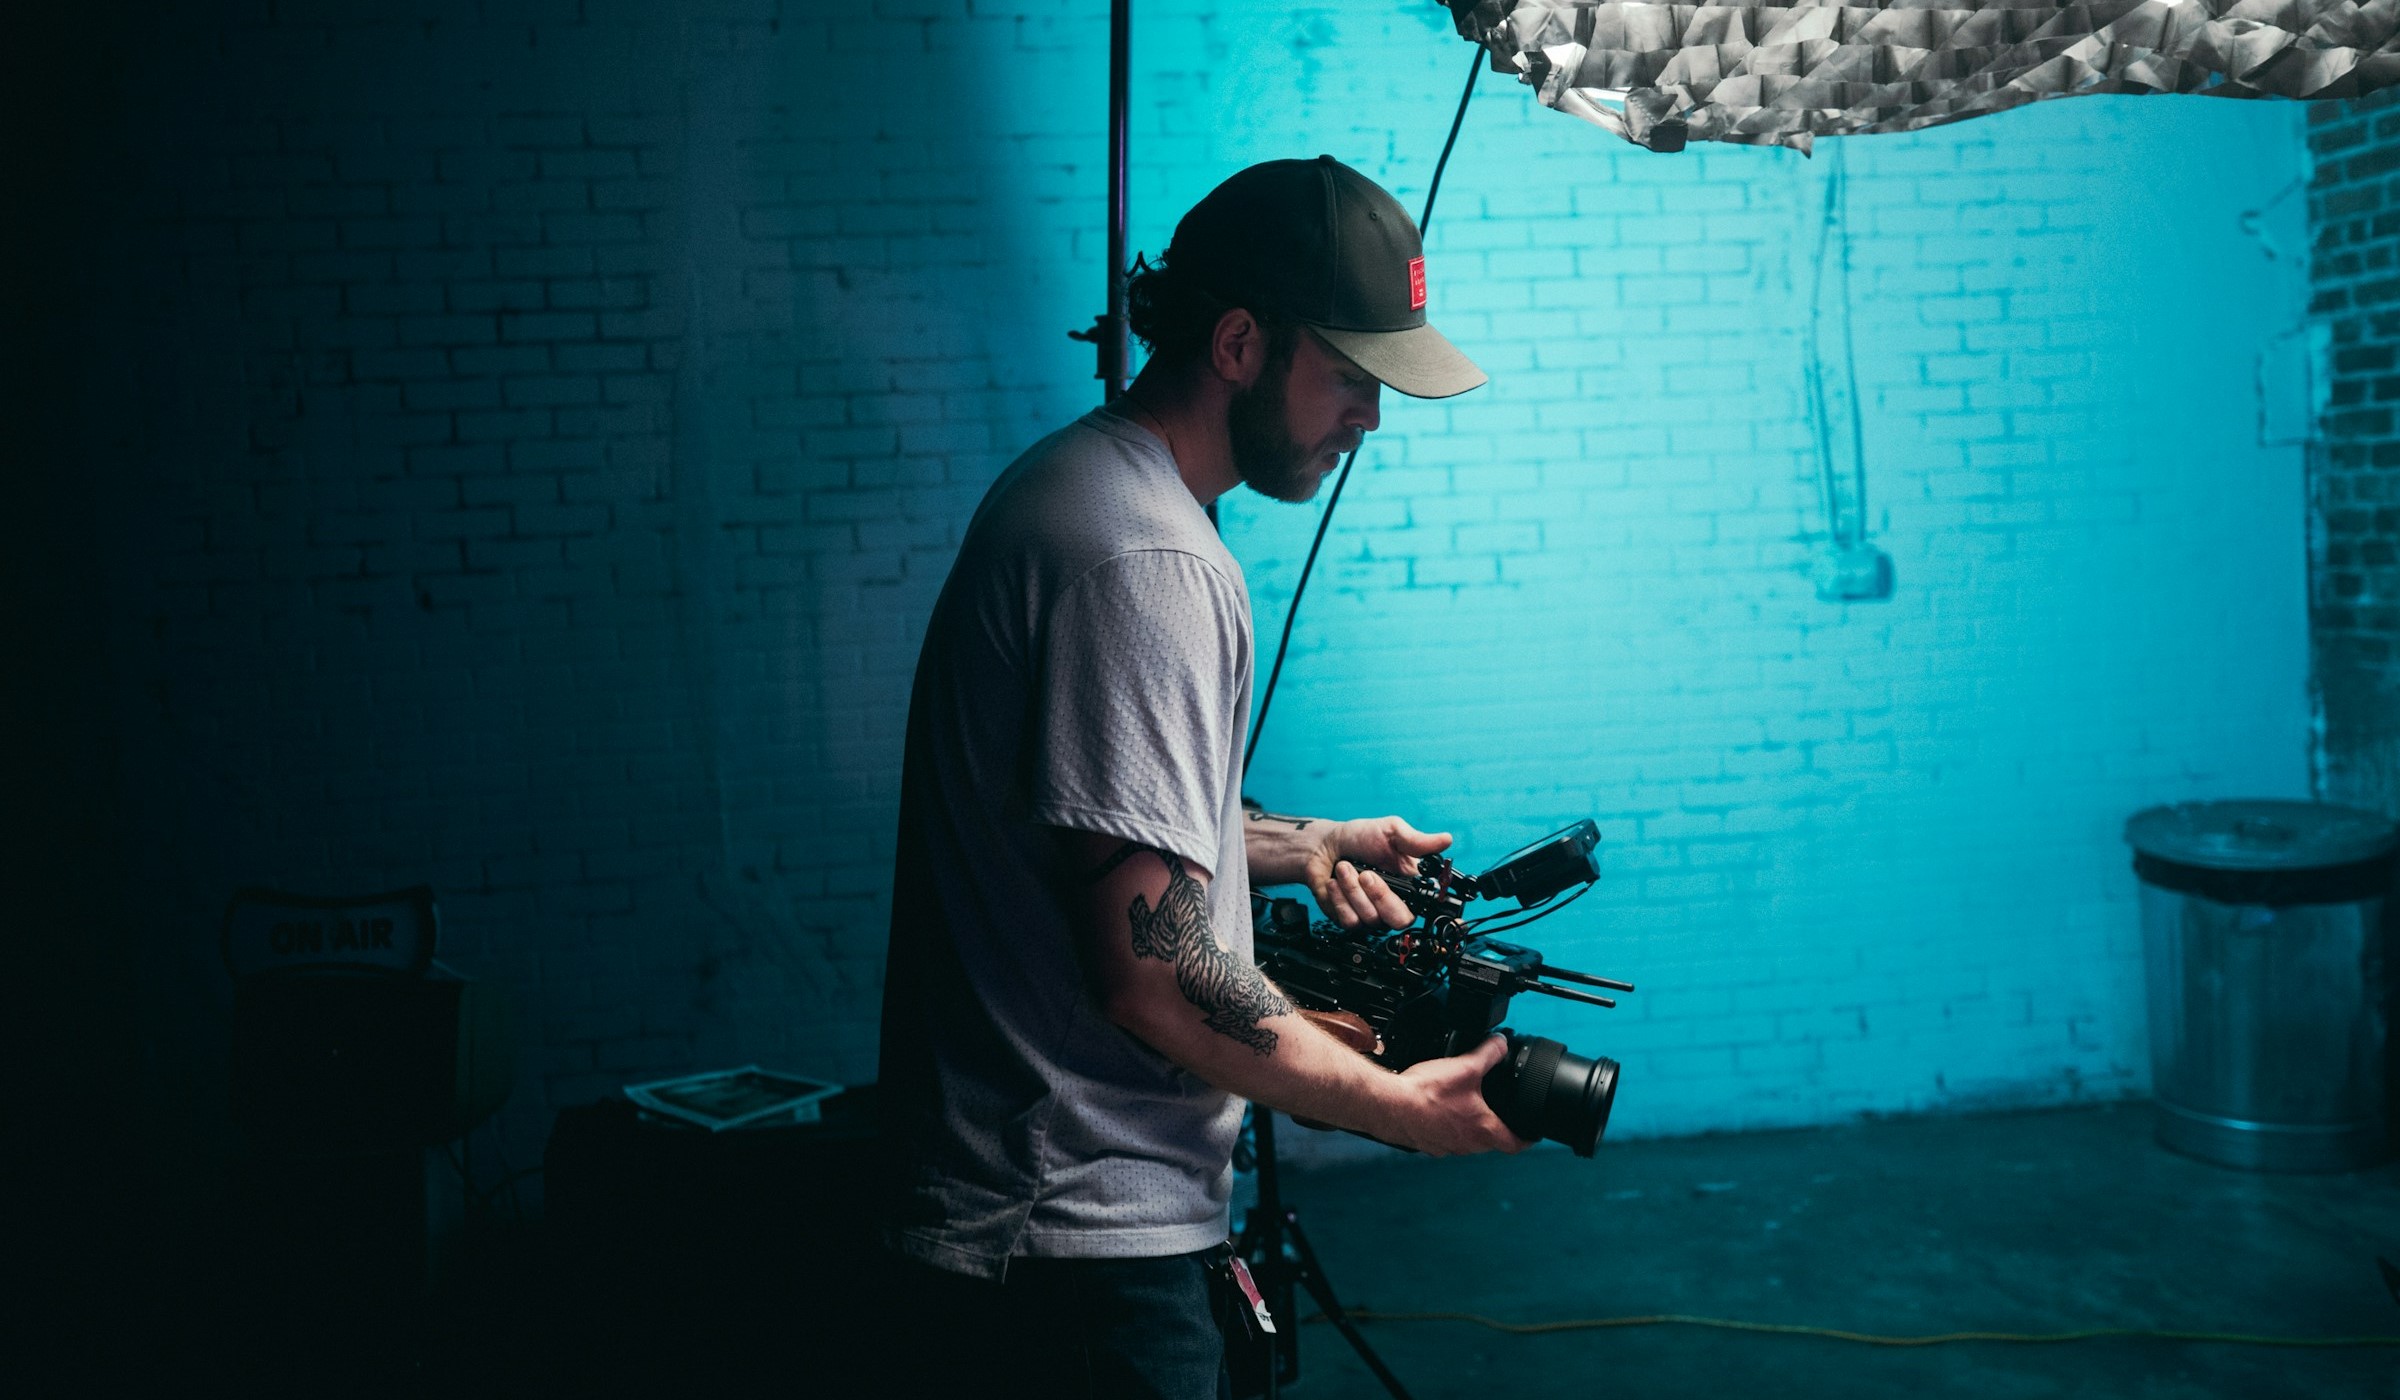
[{"xmin": 14, "ymin": 1, "xmax": 151, "ymax": 1368}]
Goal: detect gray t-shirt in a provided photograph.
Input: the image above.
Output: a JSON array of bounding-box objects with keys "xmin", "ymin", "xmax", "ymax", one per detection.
[{"xmin": 879, "ymin": 406, "xmax": 1255, "ymax": 1280}]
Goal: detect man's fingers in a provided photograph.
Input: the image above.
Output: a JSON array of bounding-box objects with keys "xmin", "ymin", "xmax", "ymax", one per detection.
[
  {"xmin": 1326, "ymin": 860, "xmax": 1375, "ymax": 928},
  {"xmin": 1318, "ymin": 869, "xmax": 1353, "ymax": 925},
  {"xmin": 1360, "ymin": 871, "xmax": 1413, "ymax": 928},
  {"xmin": 1363, "ymin": 818, "xmax": 1451, "ymax": 879},
  {"xmin": 1464, "ymin": 1038, "xmax": 1534, "ymax": 1152}
]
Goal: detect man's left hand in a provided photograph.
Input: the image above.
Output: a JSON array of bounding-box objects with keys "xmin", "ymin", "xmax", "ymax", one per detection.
[{"xmin": 1307, "ymin": 816, "xmax": 1452, "ymax": 929}]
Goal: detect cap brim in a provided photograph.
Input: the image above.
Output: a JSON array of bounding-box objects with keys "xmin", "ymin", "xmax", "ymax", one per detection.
[{"xmin": 1311, "ymin": 322, "xmax": 1487, "ymax": 400}]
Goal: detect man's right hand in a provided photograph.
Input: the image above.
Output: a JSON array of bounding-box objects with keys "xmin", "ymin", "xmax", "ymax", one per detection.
[{"xmin": 1375, "ymin": 1034, "xmax": 1535, "ymax": 1158}]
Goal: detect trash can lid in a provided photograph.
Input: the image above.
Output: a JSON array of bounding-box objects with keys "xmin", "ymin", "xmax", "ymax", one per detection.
[{"xmin": 2123, "ymin": 799, "xmax": 2398, "ymax": 873}]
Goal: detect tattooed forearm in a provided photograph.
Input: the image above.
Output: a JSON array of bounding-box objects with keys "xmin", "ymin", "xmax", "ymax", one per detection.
[
  {"xmin": 1246, "ymin": 810, "xmax": 1314, "ymax": 831},
  {"xmin": 1118, "ymin": 844, "xmax": 1293, "ymax": 1056}
]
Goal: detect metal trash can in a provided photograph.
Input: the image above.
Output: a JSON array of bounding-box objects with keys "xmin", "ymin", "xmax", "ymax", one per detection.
[{"xmin": 2125, "ymin": 799, "xmax": 2398, "ymax": 1172}]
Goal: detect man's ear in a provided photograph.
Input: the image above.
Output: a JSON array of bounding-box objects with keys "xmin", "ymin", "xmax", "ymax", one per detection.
[{"xmin": 1208, "ymin": 308, "xmax": 1269, "ymax": 389}]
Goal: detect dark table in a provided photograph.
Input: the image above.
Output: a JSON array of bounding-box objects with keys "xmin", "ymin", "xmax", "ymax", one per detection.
[{"xmin": 534, "ymin": 1085, "xmax": 891, "ymax": 1394}]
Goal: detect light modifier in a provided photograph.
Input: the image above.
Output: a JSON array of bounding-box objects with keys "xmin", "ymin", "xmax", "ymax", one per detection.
[{"xmin": 1443, "ymin": 0, "xmax": 2400, "ymax": 151}]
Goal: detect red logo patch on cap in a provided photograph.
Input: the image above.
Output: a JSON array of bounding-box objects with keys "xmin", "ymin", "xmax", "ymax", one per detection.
[{"xmin": 1407, "ymin": 256, "xmax": 1427, "ymax": 311}]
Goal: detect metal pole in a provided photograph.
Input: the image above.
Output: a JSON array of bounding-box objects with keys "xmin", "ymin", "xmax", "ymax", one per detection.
[{"xmin": 1104, "ymin": 0, "xmax": 1130, "ymax": 401}]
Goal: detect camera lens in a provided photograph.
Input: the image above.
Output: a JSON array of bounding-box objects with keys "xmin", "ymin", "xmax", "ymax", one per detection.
[{"xmin": 1482, "ymin": 1032, "xmax": 1618, "ymax": 1157}]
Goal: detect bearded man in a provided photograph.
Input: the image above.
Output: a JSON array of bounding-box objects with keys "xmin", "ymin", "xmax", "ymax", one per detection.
[{"xmin": 877, "ymin": 156, "xmax": 1525, "ymax": 1400}]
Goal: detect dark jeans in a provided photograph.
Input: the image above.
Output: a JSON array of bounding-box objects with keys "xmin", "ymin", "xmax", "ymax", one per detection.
[{"xmin": 886, "ymin": 1249, "xmax": 1231, "ymax": 1400}]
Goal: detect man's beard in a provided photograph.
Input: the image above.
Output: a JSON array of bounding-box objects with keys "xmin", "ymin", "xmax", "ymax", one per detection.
[{"xmin": 1227, "ymin": 346, "xmax": 1351, "ymax": 504}]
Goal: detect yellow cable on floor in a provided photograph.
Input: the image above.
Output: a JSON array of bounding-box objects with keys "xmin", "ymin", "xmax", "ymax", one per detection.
[{"xmin": 1323, "ymin": 1309, "xmax": 2400, "ymax": 1349}]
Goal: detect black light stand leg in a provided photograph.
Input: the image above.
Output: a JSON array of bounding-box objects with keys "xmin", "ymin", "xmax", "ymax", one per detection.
[
  {"xmin": 1233, "ymin": 1110, "xmax": 1295, "ymax": 1396},
  {"xmin": 1282, "ymin": 1212, "xmax": 1414, "ymax": 1400},
  {"xmin": 1237, "ymin": 1109, "xmax": 1413, "ymax": 1400}
]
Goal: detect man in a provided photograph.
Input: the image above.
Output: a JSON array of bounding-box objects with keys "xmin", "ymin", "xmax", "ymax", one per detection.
[{"xmin": 878, "ymin": 156, "xmax": 1523, "ymax": 1398}]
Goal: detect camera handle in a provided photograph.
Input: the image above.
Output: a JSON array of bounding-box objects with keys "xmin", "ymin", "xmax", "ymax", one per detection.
[{"xmin": 1235, "ymin": 1108, "xmax": 1417, "ymax": 1400}]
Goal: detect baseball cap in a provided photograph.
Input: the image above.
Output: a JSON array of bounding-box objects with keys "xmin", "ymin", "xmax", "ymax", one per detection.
[{"xmin": 1165, "ymin": 155, "xmax": 1487, "ymax": 400}]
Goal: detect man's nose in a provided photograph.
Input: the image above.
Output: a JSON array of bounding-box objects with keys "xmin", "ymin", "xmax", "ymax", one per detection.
[{"xmin": 1351, "ymin": 384, "xmax": 1382, "ymax": 436}]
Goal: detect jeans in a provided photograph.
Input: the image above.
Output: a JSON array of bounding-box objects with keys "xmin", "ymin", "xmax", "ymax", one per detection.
[{"xmin": 886, "ymin": 1249, "xmax": 1231, "ymax": 1400}]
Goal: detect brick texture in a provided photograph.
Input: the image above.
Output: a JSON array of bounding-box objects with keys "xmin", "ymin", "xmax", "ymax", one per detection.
[
  {"xmin": 2307, "ymin": 88, "xmax": 2400, "ymax": 814},
  {"xmin": 1192, "ymin": 14, "xmax": 2314, "ymax": 1139},
  {"xmin": 47, "ymin": 0, "xmax": 2313, "ymax": 1186}
]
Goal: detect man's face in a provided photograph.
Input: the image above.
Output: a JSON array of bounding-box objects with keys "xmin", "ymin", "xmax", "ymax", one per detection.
[{"xmin": 1228, "ymin": 328, "xmax": 1384, "ymax": 504}]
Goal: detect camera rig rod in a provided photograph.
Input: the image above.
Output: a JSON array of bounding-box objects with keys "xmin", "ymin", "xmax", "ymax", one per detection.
[
  {"xmin": 1524, "ymin": 980, "xmax": 1620, "ymax": 1009},
  {"xmin": 1540, "ymin": 963, "xmax": 1636, "ymax": 993},
  {"xmin": 1515, "ymin": 958, "xmax": 1635, "ymax": 1008}
]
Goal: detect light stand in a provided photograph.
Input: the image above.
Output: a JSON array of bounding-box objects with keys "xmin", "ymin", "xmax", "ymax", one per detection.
[
  {"xmin": 1067, "ymin": 0, "xmax": 1131, "ymax": 400},
  {"xmin": 1235, "ymin": 1109, "xmax": 1415, "ymax": 1399}
]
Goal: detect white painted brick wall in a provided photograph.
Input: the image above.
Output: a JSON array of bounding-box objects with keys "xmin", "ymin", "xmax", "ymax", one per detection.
[{"xmin": 82, "ymin": 0, "xmax": 2312, "ymax": 1176}]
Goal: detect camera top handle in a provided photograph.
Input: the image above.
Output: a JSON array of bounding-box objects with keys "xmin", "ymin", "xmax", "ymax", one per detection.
[{"xmin": 1367, "ymin": 818, "xmax": 1636, "ymax": 1012}]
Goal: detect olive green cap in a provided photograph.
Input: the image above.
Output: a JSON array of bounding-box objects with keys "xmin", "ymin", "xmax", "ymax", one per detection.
[{"xmin": 1166, "ymin": 155, "xmax": 1487, "ymax": 399}]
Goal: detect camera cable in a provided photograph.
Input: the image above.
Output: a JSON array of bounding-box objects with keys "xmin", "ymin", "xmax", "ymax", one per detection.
[
  {"xmin": 1244, "ymin": 44, "xmax": 1483, "ymax": 778},
  {"xmin": 1463, "ymin": 879, "xmax": 1591, "ymax": 939}
]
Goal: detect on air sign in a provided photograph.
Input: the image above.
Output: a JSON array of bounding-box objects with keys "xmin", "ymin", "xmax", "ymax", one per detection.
[{"xmin": 222, "ymin": 886, "xmax": 437, "ymax": 978}]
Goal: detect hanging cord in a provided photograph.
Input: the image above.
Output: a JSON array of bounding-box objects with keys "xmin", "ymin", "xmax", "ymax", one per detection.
[
  {"xmin": 1245, "ymin": 45, "xmax": 1483, "ymax": 776},
  {"xmin": 1836, "ymin": 145, "xmax": 1868, "ymax": 538},
  {"xmin": 1804, "ymin": 145, "xmax": 1846, "ymax": 547},
  {"xmin": 1418, "ymin": 45, "xmax": 1481, "ymax": 234},
  {"xmin": 1805, "ymin": 141, "xmax": 1872, "ymax": 550}
]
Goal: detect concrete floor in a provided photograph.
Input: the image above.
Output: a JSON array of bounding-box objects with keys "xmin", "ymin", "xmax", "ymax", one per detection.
[
  {"xmin": 1265, "ymin": 1103, "xmax": 2400, "ymax": 1400},
  {"xmin": 73, "ymin": 1097, "xmax": 2395, "ymax": 1396}
]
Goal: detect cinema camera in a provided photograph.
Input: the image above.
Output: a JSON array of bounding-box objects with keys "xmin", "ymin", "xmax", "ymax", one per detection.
[{"xmin": 1251, "ymin": 820, "xmax": 1633, "ymax": 1155}]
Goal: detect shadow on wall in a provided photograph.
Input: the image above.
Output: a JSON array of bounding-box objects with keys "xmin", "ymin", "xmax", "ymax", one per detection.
[
  {"xmin": 27, "ymin": 4, "xmax": 1140, "ymax": 1205},
  {"xmin": 663, "ymin": 9, "xmax": 1126, "ymax": 1083}
]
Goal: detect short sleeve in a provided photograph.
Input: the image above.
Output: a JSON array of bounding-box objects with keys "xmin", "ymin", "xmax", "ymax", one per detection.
[{"xmin": 1028, "ymin": 550, "xmax": 1249, "ymax": 875}]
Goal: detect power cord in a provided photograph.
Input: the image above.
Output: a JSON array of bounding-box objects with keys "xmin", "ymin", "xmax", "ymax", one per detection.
[
  {"xmin": 1314, "ymin": 1308, "xmax": 2400, "ymax": 1349},
  {"xmin": 1245, "ymin": 45, "xmax": 1483, "ymax": 777}
]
